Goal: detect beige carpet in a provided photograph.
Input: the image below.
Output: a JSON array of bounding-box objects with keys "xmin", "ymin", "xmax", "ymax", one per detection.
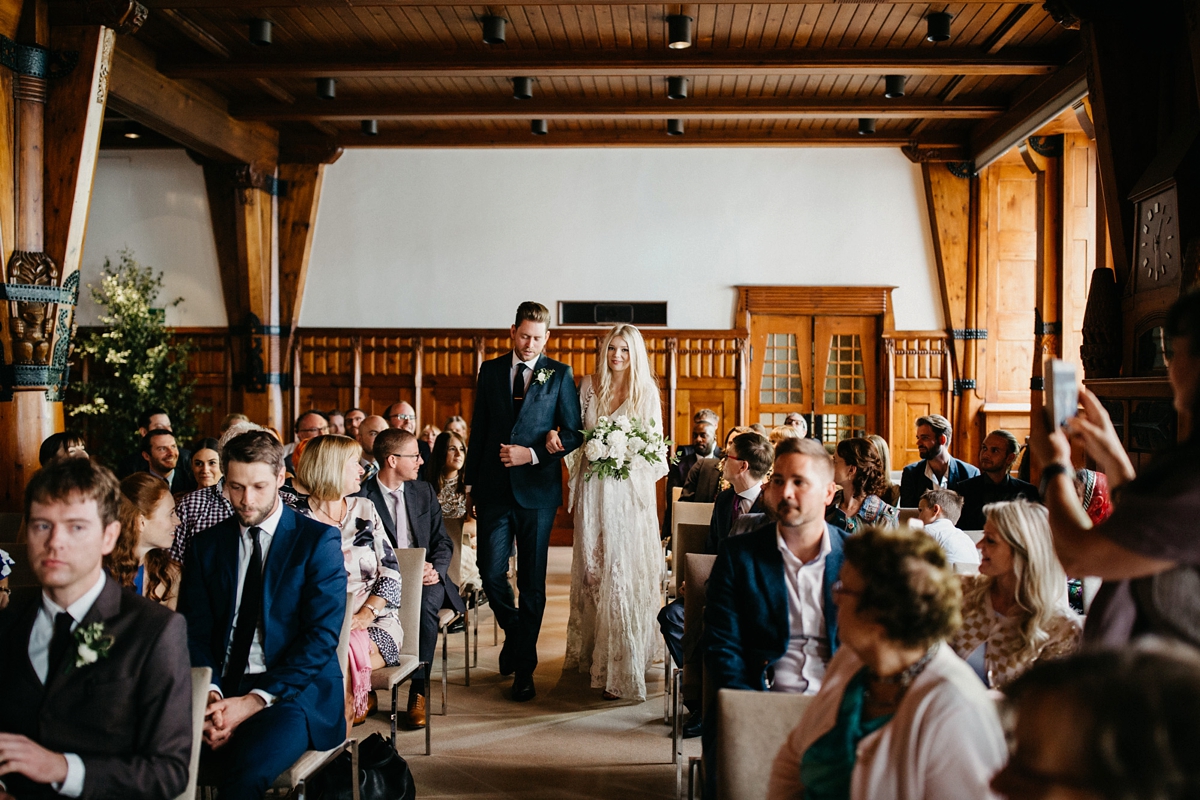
[{"xmin": 361, "ymin": 546, "xmax": 702, "ymax": 799}]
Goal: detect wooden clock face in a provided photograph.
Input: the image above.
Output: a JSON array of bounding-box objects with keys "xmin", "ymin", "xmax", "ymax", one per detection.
[{"xmin": 1137, "ymin": 190, "xmax": 1180, "ymax": 289}]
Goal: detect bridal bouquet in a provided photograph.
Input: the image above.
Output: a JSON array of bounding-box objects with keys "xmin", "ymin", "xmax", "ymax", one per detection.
[{"xmin": 582, "ymin": 414, "xmax": 672, "ymax": 481}]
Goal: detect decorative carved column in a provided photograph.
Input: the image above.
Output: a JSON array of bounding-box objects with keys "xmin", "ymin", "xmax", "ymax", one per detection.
[
  {"xmin": 351, "ymin": 335, "xmax": 362, "ymax": 408},
  {"xmin": 411, "ymin": 336, "xmax": 424, "ymax": 426},
  {"xmin": 735, "ymin": 337, "xmax": 749, "ymax": 426},
  {"xmin": 665, "ymin": 337, "xmax": 678, "ymax": 447},
  {"xmin": 882, "ymin": 337, "xmax": 897, "ymax": 465}
]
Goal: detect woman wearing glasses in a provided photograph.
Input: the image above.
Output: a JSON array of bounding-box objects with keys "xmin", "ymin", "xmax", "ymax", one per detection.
[{"xmin": 426, "ymin": 430, "xmax": 481, "ymax": 596}]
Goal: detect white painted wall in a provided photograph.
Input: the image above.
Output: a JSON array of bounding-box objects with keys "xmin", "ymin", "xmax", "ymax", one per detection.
[{"xmin": 81, "ymin": 149, "xmax": 226, "ymax": 326}]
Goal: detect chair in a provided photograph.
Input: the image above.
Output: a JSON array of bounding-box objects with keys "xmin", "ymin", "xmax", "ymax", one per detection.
[
  {"xmin": 715, "ymin": 689, "xmax": 813, "ymax": 800},
  {"xmin": 176, "ymin": 667, "xmax": 212, "ymax": 800},
  {"xmin": 437, "ymin": 603, "xmax": 471, "ymax": 713},
  {"xmin": 897, "ymin": 507, "xmax": 922, "ymax": 525},
  {"xmin": 670, "ymin": 501, "xmax": 714, "ymax": 597},
  {"xmin": 672, "ymin": 554, "xmax": 716, "ymax": 787},
  {"xmin": 963, "ymin": 529, "xmax": 985, "ymax": 544},
  {"xmin": 671, "ymin": 486, "xmax": 684, "ymax": 504},
  {"xmin": 373, "ymin": 548, "xmax": 430, "ymax": 756}
]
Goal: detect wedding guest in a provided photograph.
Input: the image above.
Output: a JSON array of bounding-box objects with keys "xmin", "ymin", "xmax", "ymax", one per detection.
[
  {"xmin": 344, "ymin": 409, "xmax": 366, "ymax": 439},
  {"xmin": 954, "ymin": 430, "xmax": 1040, "ymax": 530},
  {"xmin": 116, "ymin": 407, "xmax": 187, "ymax": 478},
  {"xmin": 866, "ymin": 433, "xmax": 901, "ymax": 506},
  {"xmin": 37, "ymin": 431, "xmax": 87, "ymax": 467},
  {"xmin": 221, "ymin": 413, "xmax": 250, "ymax": 434},
  {"xmin": 170, "ymin": 422, "xmax": 259, "ymax": 564},
  {"xmin": 106, "ymin": 473, "xmax": 183, "ymax": 609},
  {"xmin": 295, "ymin": 435, "xmax": 404, "ymax": 726},
  {"xmin": 1074, "ymin": 468, "xmax": 1112, "ymax": 525},
  {"xmin": 993, "ymin": 641, "xmax": 1200, "ymax": 800},
  {"xmin": 750, "ymin": 423, "xmax": 768, "ymax": 436},
  {"xmin": 326, "ymin": 410, "xmax": 346, "ymax": 436},
  {"xmin": 444, "ymin": 415, "xmax": 468, "ymax": 442},
  {"xmin": 0, "ymin": 457, "xmax": 192, "ymax": 800},
  {"xmin": 191, "ymin": 437, "xmax": 222, "ymax": 489},
  {"xmin": 356, "ymin": 414, "xmax": 389, "ymax": 482},
  {"xmin": 284, "ymin": 411, "xmax": 329, "ymax": 471},
  {"xmin": 898, "ymin": 415, "xmax": 979, "ymax": 507},
  {"xmin": 916, "ymin": 488, "xmax": 980, "ymax": 572},
  {"xmin": 427, "ymin": 431, "xmax": 481, "ymax": 596},
  {"xmin": 950, "ymin": 499, "xmax": 1081, "ymax": 688},
  {"xmin": 178, "ymin": 430, "xmax": 347, "ymax": 800},
  {"xmin": 419, "ymin": 424, "xmax": 441, "ymax": 450},
  {"xmin": 681, "ymin": 426, "xmax": 752, "ymax": 504},
  {"xmin": 826, "ymin": 437, "xmax": 899, "ymax": 533},
  {"xmin": 385, "ymin": 401, "xmax": 431, "ymax": 478},
  {"xmin": 767, "ymin": 525, "xmax": 1006, "ymax": 800},
  {"xmin": 769, "ymin": 425, "xmax": 802, "ymax": 445},
  {"xmin": 140, "ymin": 429, "xmax": 197, "ymax": 495},
  {"xmin": 783, "ymin": 412, "xmax": 808, "ymax": 438},
  {"xmin": 663, "ymin": 410, "xmax": 721, "ymax": 538}
]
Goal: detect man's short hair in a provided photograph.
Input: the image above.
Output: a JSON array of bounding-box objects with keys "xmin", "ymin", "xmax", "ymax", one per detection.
[
  {"xmin": 916, "ymin": 414, "xmax": 953, "ymax": 443},
  {"xmin": 374, "ymin": 428, "xmax": 417, "ymax": 463},
  {"xmin": 693, "ymin": 408, "xmax": 719, "ymax": 426},
  {"xmin": 730, "ymin": 432, "xmax": 773, "ymax": 479},
  {"xmin": 326, "ymin": 409, "xmax": 343, "ymax": 419},
  {"xmin": 38, "ymin": 431, "xmax": 86, "ymax": 467},
  {"xmin": 773, "ymin": 437, "xmax": 835, "ymax": 481},
  {"xmin": 987, "ymin": 429, "xmax": 1020, "ymax": 456},
  {"xmin": 140, "ymin": 429, "xmax": 174, "ymax": 454},
  {"xmin": 25, "ymin": 457, "xmax": 122, "ymax": 528},
  {"xmin": 346, "ymin": 407, "xmax": 365, "ymax": 417},
  {"xmin": 296, "ymin": 409, "xmax": 329, "ymax": 427},
  {"xmin": 514, "ymin": 301, "xmax": 550, "ymax": 327},
  {"xmin": 222, "ymin": 430, "xmax": 284, "ymax": 475},
  {"xmin": 921, "ymin": 488, "xmax": 964, "ymax": 524},
  {"xmin": 138, "ymin": 407, "xmax": 169, "ymax": 429}
]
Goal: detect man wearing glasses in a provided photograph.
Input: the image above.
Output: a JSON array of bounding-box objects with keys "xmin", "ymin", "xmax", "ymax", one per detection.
[
  {"xmin": 384, "ymin": 401, "xmax": 431, "ymax": 480},
  {"xmin": 284, "ymin": 410, "xmax": 329, "ymax": 472}
]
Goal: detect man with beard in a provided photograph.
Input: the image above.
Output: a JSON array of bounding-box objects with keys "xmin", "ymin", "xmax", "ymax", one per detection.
[
  {"xmin": 140, "ymin": 429, "xmax": 197, "ymax": 495},
  {"xmin": 178, "ymin": 430, "xmax": 347, "ymax": 800},
  {"xmin": 953, "ymin": 429, "xmax": 1040, "ymax": 530},
  {"xmin": 898, "ymin": 414, "xmax": 979, "ymax": 508},
  {"xmin": 661, "ymin": 409, "xmax": 720, "ymax": 538}
]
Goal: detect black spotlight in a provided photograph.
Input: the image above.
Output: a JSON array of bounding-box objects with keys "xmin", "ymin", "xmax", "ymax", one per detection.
[
  {"xmin": 667, "ymin": 15, "xmax": 693, "ymax": 49},
  {"xmin": 513, "ymin": 77, "xmax": 533, "ymax": 100},
  {"xmin": 361, "ymin": 120, "xmax": 378, "ymax": 136},
  {"xmin": 249, "ymin": 18, "xmax": 273, "ymax": 46},
  {"xmin": 858, "ymin": 118, "xmax": 877, "ymax": 135},
  {"xmin": 884, "ymin": 75, "xmax": 906, "ymax": 99},
  {"xmin": 667, "ymin": 76, "xmax": 688, "ymax": 100},
  {"xmin": 926, "ymin": 11, "xmax": 952, "ymax": 42},
  {"xmin": 667, "ymin": 118, "xmax": 684, "ymax": 136},
  {"xmin": 316, "ymin": 78, "xmax": 336, "ymax": 100},
  {"xmin": 531, "ymin": 119, "xmax": 548, "ymax": 136},
  {"xmin": 482, "ymin": 15, "xmax": 506, "ymax": 45}
]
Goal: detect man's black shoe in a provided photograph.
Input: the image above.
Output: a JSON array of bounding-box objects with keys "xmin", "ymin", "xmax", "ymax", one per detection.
[
  {"xmin": 682, "ymin": 710, "xmax": 703, "ymax": 739},
  {"xmin": 447, "ymin": 618, "xmax": 466, "ymax": 634},
  {"xmin": 511, "ymin": 673, "xmax": 536, "ymax": 702}
]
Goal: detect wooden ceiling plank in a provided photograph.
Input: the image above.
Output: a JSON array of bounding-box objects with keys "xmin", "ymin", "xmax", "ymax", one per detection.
[
  {"xmin": 743, "ymin": 2, "xmax": 768, "ymax": 49},
  {"xmin": 981, "ymin": 4, "xmax": 1034, "ymax": 54},
  {"xmin": 592, "ymin": 4, "xmax": 615, "ymax": 49},
  {"xmin": 157, "ymin": 8, "xmax": 232, "ymax": 58},
  {"xmin": 610, "ymin": 3, "xmax": 632, "ymax": 48},
  {"xmin": 138, "ymin": 0, "xmax": 1073, "ymax": 5},
  {"xmin": 712, "ymin": 4, "xmax": 735, "ymax": 49},
  {"xmin": 728, "ymin": 3, "xmax": 753, "ymax": 49}
]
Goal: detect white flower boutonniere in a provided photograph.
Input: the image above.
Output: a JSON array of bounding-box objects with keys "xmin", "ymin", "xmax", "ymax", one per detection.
[
  {"xmin": 70, "ymin": 621, "xmax": 114, "ymax": 673},
  {"xmin": 534, "ymin": 368, "xmax": 554, "ymax": 385}
]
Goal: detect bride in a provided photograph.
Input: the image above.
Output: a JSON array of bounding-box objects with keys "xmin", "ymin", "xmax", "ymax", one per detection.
[{"xmin": 548, "ymin": 324, "xmax": 667, "ymax": 701}]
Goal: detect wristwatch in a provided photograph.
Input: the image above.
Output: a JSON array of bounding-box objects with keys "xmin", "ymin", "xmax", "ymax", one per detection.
[{"xmin": 1039, "ymin": 462, "xmax": 1070, "ymax": 495}]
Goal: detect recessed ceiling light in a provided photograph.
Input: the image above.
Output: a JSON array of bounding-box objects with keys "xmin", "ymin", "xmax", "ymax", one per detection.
[
  {"xmin": 124, "ymin": 131, "xmax": 141, "ymax": 139},
  {"xmin": 667, "ymin": 15, "xmax": 693, "ymax": 49}
]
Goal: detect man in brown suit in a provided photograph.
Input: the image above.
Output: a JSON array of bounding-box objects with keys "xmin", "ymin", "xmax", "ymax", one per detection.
[{"xmin": 0, "ymin": 458, "xmax": 192, "ymax": 800}]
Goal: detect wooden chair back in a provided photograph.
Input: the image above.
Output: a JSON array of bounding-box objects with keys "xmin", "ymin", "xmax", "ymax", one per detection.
[
  {"xmin": 176, "ymin": 666, "xmax": 212, "ymax": 800},
  {"xmin": 682, "ymin": 554, "xmax": 717, "ymax": 691}
]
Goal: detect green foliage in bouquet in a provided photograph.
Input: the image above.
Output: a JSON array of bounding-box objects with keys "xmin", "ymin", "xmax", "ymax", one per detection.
[{"xmin": 67, "ymin": 250, "xmax": 200, "ymax": 468}]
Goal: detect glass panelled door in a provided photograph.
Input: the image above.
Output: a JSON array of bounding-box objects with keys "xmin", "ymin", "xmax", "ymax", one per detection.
[{"xmin": 750, "ymin": 314, "xmax": 814, "ymax": 429}]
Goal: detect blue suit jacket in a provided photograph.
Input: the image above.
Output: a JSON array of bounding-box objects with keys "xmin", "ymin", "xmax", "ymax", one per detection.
[
  {"xmin": 898, "ymin": 457, "xmax": 980, "ymax": 508},
  {"xmin": 463, "ymin": 353, "xmax": 584, "ymax": 509},
  {"xmin": 178, "ymin": 504, "xmax": 348, "ymax": 750},
  {"xmin": 704, "ymin": 521, "xmax": 849, "ymax": 692}
]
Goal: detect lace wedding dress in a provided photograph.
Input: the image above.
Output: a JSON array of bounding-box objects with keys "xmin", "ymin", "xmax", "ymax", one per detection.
[{"xmin": 563, "ymin": 376, "xmax": 668, "ymax": 701}]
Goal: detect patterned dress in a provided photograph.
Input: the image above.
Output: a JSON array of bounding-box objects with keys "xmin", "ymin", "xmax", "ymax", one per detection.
[
  {"xmin": 437, "ymin": 482, "xmax": 481, "ymax": 592},
  {"xmin": 825, "ymin": 492, "xmax": 899, "ymax": 533}
]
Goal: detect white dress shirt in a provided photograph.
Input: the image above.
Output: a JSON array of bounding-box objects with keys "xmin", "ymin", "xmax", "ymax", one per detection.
[
  {"xmin": 213, "ymin": 498, "xmax": 284, "ymax": 706},
  {"xmin": 377, "ymin": 476, "xmax": 414, "ymax": 548},
  {"xmin": 924, "ymin": 460, "xmax": 950, "ymax": 490},
  {"xmin": 510, "ymin": 352, "xmax": 540, "ymax": 466},
  {"xmin": 734, "ymin": 484, "xmax": 762, "ymax": 516},
  {"xmin": 770, "ymin": 525, "xmax": 832, "ymax": 695},
  {"xmin": 922, "ymin": 518, "xmax": 981, "ymax": 568},
  {"xmin": 26, "ymin": 571, "xmax": 107, "ymax": 797}
]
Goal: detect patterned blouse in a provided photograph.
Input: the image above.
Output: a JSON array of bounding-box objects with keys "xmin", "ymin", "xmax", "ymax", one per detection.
[
  {"xmin": 825, "ymin": 492, "xmax": 900, "ymax": 533},
  {"xmin": 437, "ymin": 480, "xmax": 467, "ymax": 520}
]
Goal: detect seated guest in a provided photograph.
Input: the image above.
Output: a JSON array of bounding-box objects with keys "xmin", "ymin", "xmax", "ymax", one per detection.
[
  {"xmin": 283, "ymin": 410, "xmax": 329, "ymax": 471},
  {"xmin": 37, "ymin": 431, "xmax": 87, "ymax": 467},
  {"xmin": 950, "ymin": 499, "xmax": 1081, "ymax": 688},
  {"xmin": 343, "ymin": 408, "xmax": 366, "ymax": 439},
  {"xmin": 444, "ymin": 415, "xmax": 468, "ymax": 442},
  {"xmin": 295, "ymin": 435, "xmax": 404, "ymax": 725},
  {"xmin": 769, "ymin": 426, "xmax": 802, "ymax": 447},
  {"xmin": 866, "ymin": 433, "xmax": 901, "ymax": 506},
  {"xmin": 954, "ymin": 429, "xmax": 1040, "ymax": 530},
  {"xmin": 783, "ymin": 412, "xmax": 808, "ymax": 437},
  {"xmin": 170, "ymin": 423, "xmax": 259, "ymax": 564},
  {"xmin": 326, "ymin": 410, "xmax": 345, "ymax": 436},
  {"xmin": 898, "ymin": 414, "xmax": 979, "ymax": 508},
  {"xmin": 663, "ymin": 409, "xmax": 721, "ymax": 538},
  {"xmin": 140, "ymin": 429, "xmax": 197, "ymax": 495},
  {"xmin": 916, "ymin": 488, "xmax": 980, "ymax": 573},
  {"xmin": 827, "ymin": 437, "xmax": 899, "ymax": 533},
  {"xmin": 993, "ymin": 641, "xmax": 1200, "ymax": 800},
  {"xmin": 427, "ymin": 431, "xmax": 482, "ymax": 596},
  {"xmin": 354, "ymin": 428, "xmax": 463, "ymax": 729},
  {"xmin": 681, "ymin": 425, "xmax": 751, "ymax": 504},
  {"xmin": 356, "ymin": 414, "xmax": 389, "ymax": 483},
  {"xmin": 419, "ymin": 424, "xmax": 441, "ymax": 450},
  {"xmin": 767, "ymin": 525, "xmax": 1006, "ymax": 800},
  {"xmin": 105, "ymin": 473, "xmax": 183, "ymax": 609},
  {"xmin": 384, "ymin": 402, "xmax": 431, "ymax": 479},
  {"xmin": 178, "ymin": 430, "xmax": 347, "ymax": 800},
  {"xmin": 750, "ymin": 423, "xmax": 768, "ymax": 436},
  {"xmin": 0, "ymin": 458, "xmax": 192, "ymax": 800},
  {"xmin": 221, "ymin": 413, "xmax": 250, "ymax": 434},
  {"xmin": 1074, "ymin": 467, "xmax": 1112, "ymax": 525},
  {"xmin": 190, "ymin": 437, "xmax": 222, "ymax": 489},
  {"xmin": 116, "ymin": 407, "xmax": 188, "ymax": 478}
]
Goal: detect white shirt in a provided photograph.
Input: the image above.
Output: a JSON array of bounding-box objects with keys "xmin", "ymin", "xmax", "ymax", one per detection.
[
  {"xmin": 510, "ymin": 352, "xmax": 540, "ymax": 466},
  {"xmin": 771, "ymin": 526, "xmax": 832, "ymax": 695},
  {"xmin": 922, "ymin": 518, "xmax": 981, "ymax": 568},
  {"xmin": 924, "ymin": 460, "xmax": 951, "ymax": 489},
  {"xmin": 377, "ymin": 476, "xmax": 414, "ymax": 548},
  {"xmin": 26, "ymin": 571, "xmax": 107, "ymax": 798},
  {"xmin": 213, "ymin": 498, "xmax": 283, "ymax": 706},
  {"xmin": 734, "ymin": 484, "xmax": 762, "ymax": 516}
]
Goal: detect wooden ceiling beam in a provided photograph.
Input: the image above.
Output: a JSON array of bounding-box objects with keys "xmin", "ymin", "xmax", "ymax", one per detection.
[
  {"xmin": 163, "ymin": 48, "xmax": 1061, "ymax": 81},
  {"xmin": 142, "ymin": 0, "xmax": 1042, "ymax": 7}
]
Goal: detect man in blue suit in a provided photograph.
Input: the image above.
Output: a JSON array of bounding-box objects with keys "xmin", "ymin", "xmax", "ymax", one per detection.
[
  {"xmin": 178, "ymin": 430, "xmax": 347, "ymax": 800},
  {"xmin": 898, "ymin": 413, "xmax": 979, "ymax": 507},
  {"xmin": 703, "ymin": 436, "xmax": 849, "ymax": 798},
  {"xmin": 464, "ymin": 301, "xmax": 583, "ymax": 702}
]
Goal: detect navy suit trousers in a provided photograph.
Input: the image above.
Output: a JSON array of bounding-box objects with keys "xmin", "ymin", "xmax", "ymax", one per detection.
[{"xmin": 201, "ymin": 700, "xmax": 312, "ymax": 800}]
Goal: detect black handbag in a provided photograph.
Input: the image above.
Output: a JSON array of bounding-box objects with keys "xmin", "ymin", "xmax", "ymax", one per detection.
[{"xmin": 312, "ymin": 733, "xmax": 416, "ymax": 800}]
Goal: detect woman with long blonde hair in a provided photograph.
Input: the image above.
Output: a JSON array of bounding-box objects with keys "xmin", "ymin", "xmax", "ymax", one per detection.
[
  {"xmin": 548, "ymin": 324, "xmax": 667, "ymax": 701},
  {"xmin": 950, "ymin": 498, "xmax": 1081, "ymax": 688}
]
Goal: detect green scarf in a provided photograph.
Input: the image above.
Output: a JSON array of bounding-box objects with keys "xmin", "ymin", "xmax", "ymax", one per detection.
[{"xmin": 800, "ymin": 669, "xmax": 893, "ymax": 800}]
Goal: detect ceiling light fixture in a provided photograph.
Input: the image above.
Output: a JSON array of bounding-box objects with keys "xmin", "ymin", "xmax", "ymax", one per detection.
[
  {"xmin": 124, "ymin": 131, "xmax": 141, "ymax": 139},
  {"xmin": 858, "ymin": 118, "xmax": 877, "ymax": 135},
  {"xmin": 667, "ymin": 118, "xmax": 684, "ymax": 136},
  {"xmin": 482, "ymin": 15, "xmax": 506, "ymax": 45},
  {"xmin": 316, "ymin": 78, "xmax": 336, "ymax": 100},
  {"xmin": 249, "ymin": 18, "xmax": 273, "ymax": 46},
  {"xmin": 667, "ymin": 76, "xmax": 688, "ymax": 100},
  {"xmin": 361, "ymin": 120, "xmax": 378, "ymax": 136},
  {"xmin": 884, "ymin": 75, "xmax": 906, "ymax": 98},
  {"xmin": 513, "ymin": 77, "xmax": 533, "ymax": 100},
  {"xmin": 667, "ymin": 15, "xmax": 693, "ymax": 49},
  {"xmin": 531, "ymin": 119, "xmax": 548, "ymax": 135},
  {"xmin": 926, "ymin": 11, "xmax": 952, "ymax": 43}
]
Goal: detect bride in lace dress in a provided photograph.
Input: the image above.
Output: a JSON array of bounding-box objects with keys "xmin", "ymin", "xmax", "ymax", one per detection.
[{"xmin": 552, "ymin": 324, "xmax": 667, "ymax": 701}]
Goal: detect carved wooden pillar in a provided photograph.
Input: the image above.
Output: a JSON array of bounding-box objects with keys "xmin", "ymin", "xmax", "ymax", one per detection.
[
  {"xmin": 473, "ymin": 336, "xmax": 485, "ymax": 376},
  {"xmin": 411, "ymin": 336, "xmax": 424, "ymax": 426},
  {"xmin": 351, "ymin": 335, "xmax": 362, "ymax": 409},
  {"xmin": 735, "ymin": 337, "xmax": 748, "ymax": 426},
  {"xmin": 665, "ymin": 337, "xmax": 678, "ymax": 447},
  {"xmin": 882, "ymin": 337, "xmax": 896, "ymax": 464}
]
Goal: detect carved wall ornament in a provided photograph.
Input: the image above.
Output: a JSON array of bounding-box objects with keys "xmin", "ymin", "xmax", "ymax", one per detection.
[
  {"xmin": 946, "ymin": 162, "xmax": 977, "ymax": 179},
  {"xmin": 233, "ymin": 166, "xmax": 287, "ymax": 199},
  {"xmin": 0, "ymin": 36, "xmax": 78, "ymax": 79},
  {"xmin": 6, "ymin": 251, "xmax": 60, "ymax": 366},
  {"xmin": 96, "ymin": 29, "xmax": 115, "ymax": 105},
  {"xmin": 83, "ymin": 0, "xmax": 150, "ymax": 35},
  {"xmin": 1027, "ymin": 134, "xmax": 1064, "ymax": 158}
]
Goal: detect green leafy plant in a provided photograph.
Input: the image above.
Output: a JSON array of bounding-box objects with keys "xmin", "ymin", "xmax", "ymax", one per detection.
[{"xmin": 67, "ymin": 250, "xmax": 200, "ymax": 468}]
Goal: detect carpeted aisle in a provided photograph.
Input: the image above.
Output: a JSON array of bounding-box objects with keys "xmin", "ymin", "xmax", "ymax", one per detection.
[{"xmin": 360, "ymin": 546, "xmax": 701, "ymax": 799}]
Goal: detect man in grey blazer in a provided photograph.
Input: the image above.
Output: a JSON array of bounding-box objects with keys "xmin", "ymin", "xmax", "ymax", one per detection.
[{"xmin": 354, "ymin": 427, "xmax": 462, "ymax": 728}]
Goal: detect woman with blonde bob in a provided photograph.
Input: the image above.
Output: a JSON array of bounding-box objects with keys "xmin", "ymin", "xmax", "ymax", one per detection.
[
  {"xmin": 296, "ymin": 434, "xmax": 404, "ymax": 725},
  {"xmin": 547, "ymin": 324, "xmax": 667, "ymax": 701},
  {"xmin": 950, "ymin": 498, "xmax": 1081, "ymax": 688}
]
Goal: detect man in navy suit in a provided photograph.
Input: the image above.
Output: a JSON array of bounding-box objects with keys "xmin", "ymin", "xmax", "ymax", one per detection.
[
  {"xmin": 463, "ymin": 301, "xmax": 583, "ymax": 702},
  {"xmin": 354, "ymin": 427, "xmax": 463, "ymax": 728},
  {"xmin": 178, "ymin": 430, "xmax": 347, "ymax": 800},
  {"xmin": 898, "ymin": 413, "xmax": 980, "ymax": 507}
]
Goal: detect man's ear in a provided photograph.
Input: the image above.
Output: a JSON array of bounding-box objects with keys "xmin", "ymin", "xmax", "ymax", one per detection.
[
  {"xmin": 100, "ymin": 520, "xmax": 122, "ymax": 556},
  {"xmin": 142, "ymin": 451, "xmax": 150, "ymax": 463}
]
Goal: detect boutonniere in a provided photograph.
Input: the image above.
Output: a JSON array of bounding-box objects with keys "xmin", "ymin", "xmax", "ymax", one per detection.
[
  {"xmin": 534, "ymin": 368, "xmax": 554, "ymax": 385},
  {"xmin": 69, "ymin": 621, "xmax": 114, "ymax": 673}
]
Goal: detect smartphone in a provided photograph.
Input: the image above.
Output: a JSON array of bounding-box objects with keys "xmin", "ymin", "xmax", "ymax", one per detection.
[{"xmin": 1044, "ymin": 359, "xmax": 1078, "ymax": 430}]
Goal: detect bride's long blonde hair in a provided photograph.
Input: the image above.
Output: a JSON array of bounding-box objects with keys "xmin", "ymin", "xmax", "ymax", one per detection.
[{"xmin": 595, "ymin": 324, "xmax": 659, "ymax": 418}]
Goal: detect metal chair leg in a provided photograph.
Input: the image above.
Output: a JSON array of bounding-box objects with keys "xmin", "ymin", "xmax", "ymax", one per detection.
[
  {"xmin": 672, "ymin": 668, "xmax": 682, "ymax": 766},
  {"xmin": 424, "ymin": 665, "xmax": 432, "ymax": 756},
  {"xmin": 687, "ymin": 757, "xmax": 702, "ymax": 800},
  {"xmin": 350, "ymin": 738, "xmax": 360, "ymax": 800},
  {"xmin": 389, "ymin": 683, "xmax": 398, "ymax": 750},
  {"xmin": 462, "ymin": 608, "xmax": 471, "ymax": 687},
  {"xmin": 472, "ymin": 590, "xmax": 480, "ymax": 668},
  {"xmin": 441, "ymin": 623, "xmax": 449, "ymax": 715}
]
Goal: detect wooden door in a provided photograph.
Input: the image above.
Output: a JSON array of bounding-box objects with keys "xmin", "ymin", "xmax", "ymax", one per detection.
[
  {"xmin": 813, "ymin": 316, "xmax": 878, "ymax": 443},
  {"xmin": 749, "ymin": 314, "xmax": 815, "ymax": 429}
]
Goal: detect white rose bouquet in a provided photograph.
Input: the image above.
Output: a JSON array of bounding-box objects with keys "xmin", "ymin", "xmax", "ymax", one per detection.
[{"xmin": 582, "ymin": 414, "xmax": 673, "ymax": 481}]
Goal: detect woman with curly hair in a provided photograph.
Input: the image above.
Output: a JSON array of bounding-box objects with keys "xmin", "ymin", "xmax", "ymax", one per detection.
[
  {"xmin": 106, "ymin": 473, "xmax": 182, "ymax": 608},
  {"xmin": 950, "ymin": 498, "xmax": 1081, "ymax": 689},
  {"xmin": 826, "ymin": 437, "xmax": 899, "ymax": 533},
  {"xmin": 768, "ymin": 525, "xmax": 1006, "ymax": 800}
]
